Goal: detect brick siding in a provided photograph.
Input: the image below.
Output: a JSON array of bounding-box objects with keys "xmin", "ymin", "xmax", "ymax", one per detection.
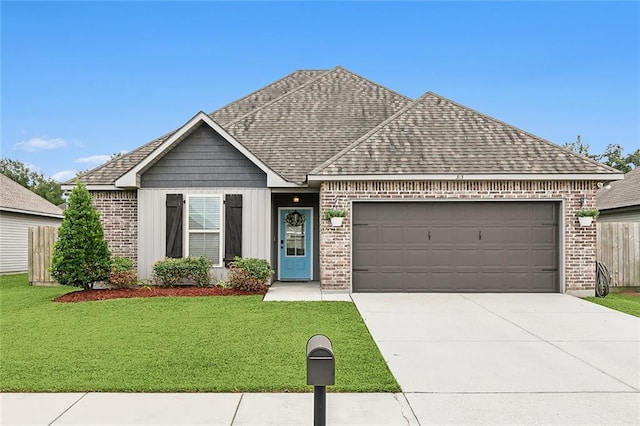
[
  {"xmin": 90, "ymin": 191, "xmax": 138, "ymax": 265},
  {"xmin": 319, "ymin": 180, "xmax": 598, "ymax": 293}
]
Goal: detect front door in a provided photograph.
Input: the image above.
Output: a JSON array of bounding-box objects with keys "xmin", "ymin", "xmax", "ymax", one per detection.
[{"xmin": 279, "ymin": 208, "xmax": 312, "ymax": 280}]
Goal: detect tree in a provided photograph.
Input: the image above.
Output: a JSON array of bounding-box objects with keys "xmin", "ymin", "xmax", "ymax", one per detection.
[
  {"xmin": 594, "ymin": 144, "xmax": 640, "ymax": 173},
  {"xmin": 51, "ymin": 181, "xmax": 111, "ymax": 289},
  {"xmin": 0, "ymin": 158, "xmax": 65, "ymax": 205},
  {"xmin": 562, "ymin": 135, "xmax": 592, "ymax": 158},
  {"xmin": 0, "ymin": 158, "xmax": 33, "ymax": 187},
  {"xmin": 562, "ymin": 137, "xmax": 639, "ymax": 173}
]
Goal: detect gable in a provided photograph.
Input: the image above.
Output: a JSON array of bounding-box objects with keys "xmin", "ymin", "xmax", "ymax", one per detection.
[
  {"xmin": 223, "ymin": 67, "xmax": 412, "ymax": 184},
  {"xmin": 141, "ymin": 123, "xmax": 267, "ymax": 188},
  {"xmin": 70, "ymin": 70, "xmax": 326, "ymax": 187},
  {"xmin": 310, "ymin": 92, "xmax": 622, "ymax": 180}
]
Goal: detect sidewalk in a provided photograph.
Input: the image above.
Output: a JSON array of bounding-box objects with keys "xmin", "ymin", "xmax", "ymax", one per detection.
[{"xmin": 0, "ymin": 392, "xmax": 418, "ymax": 425}]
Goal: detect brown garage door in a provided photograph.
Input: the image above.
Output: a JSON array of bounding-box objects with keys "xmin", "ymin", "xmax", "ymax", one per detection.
[{"xmin": 352, "ymin": 202, "xmax": 559, "ymax": 292}]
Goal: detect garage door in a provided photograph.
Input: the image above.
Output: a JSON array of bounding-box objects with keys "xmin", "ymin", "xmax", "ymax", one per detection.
[{"xmin": 352, "ymin": 202, "xmax": 559, "ymax": 292}]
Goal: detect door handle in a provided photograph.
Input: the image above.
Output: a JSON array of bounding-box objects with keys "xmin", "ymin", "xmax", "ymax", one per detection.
[
  {"xmin": 479, "ymin": 230, "xmax": 482, "ymax": 240},
  {"xmin": 428, "ymin": 230, "xmax": 431, "ymax": 240}
]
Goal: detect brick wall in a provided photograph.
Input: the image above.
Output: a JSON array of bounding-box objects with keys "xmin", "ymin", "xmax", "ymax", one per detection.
[
  {"xmin": 90, "ymin": 191, "xmax": 138, "ymax": 265},
  {"xmin": 319, "ymin": 180, "xmax": 598, "ymax": 293}
]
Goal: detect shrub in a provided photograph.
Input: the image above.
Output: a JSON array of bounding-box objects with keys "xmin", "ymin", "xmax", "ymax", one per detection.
[
  {"xmin": 226, "ymin": 257, "xmax": 273, "ymax": 292},
  {"xmin": 323, "ymin": 209, "xmax": 347, "ymax": 220},
  {"xmin": 576, "ymin": 208, "xmax": 599, "ymax": 218},
  {"xmin": 51, "ymin": 180, "xmax": 111, "ymax": 290},
  {"xmin": 152, "ymin": 256, "xmax": 212, "ymax": 287},
  {"xmin": 109, "ymin": 257, "xmax": 137, "ymax": 289}
]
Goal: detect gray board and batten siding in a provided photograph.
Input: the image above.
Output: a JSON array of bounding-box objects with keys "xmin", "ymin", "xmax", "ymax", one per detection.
[
  {"xmin": 137, "ymin": 188, "xmax": 271, "ymax": 281},
  {"xmin": 352, "ymin": 201, "xmax": 560, "ymax": 293},
  {"xmin": 141, "ymin": 124, "xmax": 267, "ymax": 189}
]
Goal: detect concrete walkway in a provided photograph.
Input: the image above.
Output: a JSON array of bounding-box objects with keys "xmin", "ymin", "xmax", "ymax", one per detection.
[
  {"xmin": 352, "ymin": 293, "xmax": 640, "ymax": 425},
  {"xmin": 0, "ymin": 392, "xmax": 418, "ymax": 425},
  {"xmin": 263, "ymin": 281, "xmax": 351, "ymax": 301}
]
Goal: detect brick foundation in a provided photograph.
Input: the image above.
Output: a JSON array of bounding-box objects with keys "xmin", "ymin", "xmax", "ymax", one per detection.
[
  {"xmin": 91, "ymin": 191, "xmax": 138, "ymax": 266},
  {"xmin": 319, "ymin": 180, "xmax": 598, "ymax": 292}
]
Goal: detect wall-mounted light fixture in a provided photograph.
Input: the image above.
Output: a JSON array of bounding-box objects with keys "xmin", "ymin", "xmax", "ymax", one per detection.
[
  {"xmin": 581, "ymin": 195, "xmax": 587, "ymax": 208},
  {"xmin": 292, "ymin": 196, "xmax": 300, "ymax": 203}
]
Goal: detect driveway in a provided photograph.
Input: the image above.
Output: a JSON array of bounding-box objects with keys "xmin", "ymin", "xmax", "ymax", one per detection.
[{"xmin": 352, "ymin": 293, "xmax": 640, "ymax": 425}]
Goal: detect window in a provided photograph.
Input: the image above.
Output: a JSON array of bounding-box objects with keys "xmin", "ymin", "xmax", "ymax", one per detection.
[{"xmin": 186, "ymin": 195, "xmax": 222, "ymax": 266}]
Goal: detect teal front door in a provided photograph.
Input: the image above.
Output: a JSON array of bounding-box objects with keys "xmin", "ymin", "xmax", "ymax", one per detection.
[{"xmin": 279, "ymin": 208, "xmax": 312, "ymax": 280}]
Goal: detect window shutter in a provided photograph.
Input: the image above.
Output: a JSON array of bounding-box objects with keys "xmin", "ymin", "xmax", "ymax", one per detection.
[
  {"xmin": 224, "ymin": 194, "xmax": 242, "ymax": 267},
  {"xmin": 166, "ymin": 194, "xmax": 183, "ymax": 258}
]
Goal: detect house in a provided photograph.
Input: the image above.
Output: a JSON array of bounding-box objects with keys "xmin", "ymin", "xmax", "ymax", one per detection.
[
  {"xmin": 66, "ymin": 67, "xmax": 623, "ymax": 295},
  {"xmin": 0, "ymin": 174, "xmax": 63, "ymax": 273},
  {"xmin": 597, "ymin": 167, "xmax": 640, "ymax": 222}
]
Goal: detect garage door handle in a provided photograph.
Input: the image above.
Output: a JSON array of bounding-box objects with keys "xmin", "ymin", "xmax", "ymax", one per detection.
[
  {"xmin": 352, "ymin": 268, "xmax": 369, "ymax": 272},
  {"xmin": 479, "ymin": 230, "xmax": 482, "ymax": 240},
  {"xmin": 428, "ymin": 231, "xmax": 431, "ymax": 240},
  {"xmin": 541, "ymin": 268, "xmax": 558, "ymax": 272}
]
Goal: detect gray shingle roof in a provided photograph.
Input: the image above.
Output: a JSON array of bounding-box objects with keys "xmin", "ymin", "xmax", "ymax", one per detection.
[
  {"xmin": 313, "ymin": 92, "xmax": 619, "ymax": 176},
  {"xmin": 597, "ymin": 167, "xmax": 640, "ymax": 210},
  {"xmin": 72, "ymin": 70, "xmax": 326, "ymax": 185},
  {"xmin": 0, "ymin": 174, "xmax": 64, "ymax": 217},
  {"xmin": 223, "ymin": 67, "xmax": 412, "ymax": 183}
]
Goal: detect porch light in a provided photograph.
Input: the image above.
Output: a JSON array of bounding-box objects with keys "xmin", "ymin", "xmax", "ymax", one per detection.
[{"xmin": 293, "ymin": 196, "xmax": 300, "ymax": 203}]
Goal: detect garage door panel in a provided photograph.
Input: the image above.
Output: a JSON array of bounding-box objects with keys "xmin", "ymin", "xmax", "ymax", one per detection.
[
  {"xmin": 354, "ymin": 226, "xmax": 378, "ymax": 244},
  {"xmin": 403, "ymin": 226, "xmax": 430, "ymax": 243},
  {"xmin": 379, "ymin": 249, "xmax": 404, "ymax": 267},
  {"xmin": 533, "ymin": 226, "xmax": 557, "ymax": 244},
  {"xmin": 353, "ymin": 248, "xmax": 377, "ymax": 268},
  {"xmin": 532, "ymin": 249, "xmax": 556, "ymax": 267},
  {"xmin": 352, "ymin": 202, "xmax": 559, "ymax": 293}
]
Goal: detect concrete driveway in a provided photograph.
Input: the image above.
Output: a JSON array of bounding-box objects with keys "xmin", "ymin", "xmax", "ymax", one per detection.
[{"xmin": 352, "ymin": 293, "xmax": 640, "ymax": 425}]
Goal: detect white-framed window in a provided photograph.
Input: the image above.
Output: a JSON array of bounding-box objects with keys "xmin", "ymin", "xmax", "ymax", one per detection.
[{"xmin": 186, "ymin": 195, "xmax": 223, "ymax": 266}]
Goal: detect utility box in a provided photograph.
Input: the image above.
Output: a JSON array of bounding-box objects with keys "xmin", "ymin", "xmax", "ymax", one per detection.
[{"xmin": 306, "ymin": 334, "xmax": 335, "ymax": 386}]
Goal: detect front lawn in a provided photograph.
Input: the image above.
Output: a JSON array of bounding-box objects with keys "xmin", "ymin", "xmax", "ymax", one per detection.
[
  {"xmin": 584, "ymin": 293, "xmax": 640, "ymax": 317},
  {"xmin": 0, "ymin": 274, "xmax": 398, "ymax": 392}
]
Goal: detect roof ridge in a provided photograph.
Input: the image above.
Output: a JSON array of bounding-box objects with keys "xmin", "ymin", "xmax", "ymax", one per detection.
[
  {"xmin": 207, "ymin": 69, "xmax": 327, "ymax": 117},
  {"xmin": 221, "ymin": 68, "xmax": 337, "ymax": 129},
  {"xmin": 310, "ymin": 93, "xmax": 428, "ymax": 175},
  {"xmin": 334, "ymin": 66, "xmax": 413, "ymax": 102},
  {"xmin": 425, "ymin": 91, "xmax": 621, "ymax": 173}
]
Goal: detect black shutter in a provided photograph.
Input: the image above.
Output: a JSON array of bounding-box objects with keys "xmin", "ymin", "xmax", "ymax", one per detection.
[
  {"xmin": 166, "ymin": 194, "xmax": 183, "ymax": 258},
  {"xmin": 224, "ymin": 194, "xmax": 242, "ymax": 267}
]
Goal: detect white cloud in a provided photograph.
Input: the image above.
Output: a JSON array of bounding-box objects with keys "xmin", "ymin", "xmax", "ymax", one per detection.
[
  {"xmin": 14, "ymin": 137, "xmax": 67, "ymax": 152},
  {"xmin": 76, "ymin": 155, "xmax": 111, "ymax": 164},
  {"xmin": 50, "ymin": 170, "xmax": 77, "ymax": 182}
]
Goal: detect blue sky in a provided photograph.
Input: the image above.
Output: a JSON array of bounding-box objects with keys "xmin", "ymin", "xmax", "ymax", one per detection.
[{"xmin": 2, "ymin": 1, "xmax": 639, "ymax": 182}]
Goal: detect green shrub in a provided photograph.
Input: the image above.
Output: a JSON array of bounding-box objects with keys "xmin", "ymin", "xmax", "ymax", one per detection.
[
  {"xmin": 152, "ymin": 256, "xmax": 212, "ymax": 287},
  {"xmin": 51, "ymin": 180, "xmax": 111, "ymax": 290},
  {"xmin": 226, "ymin": 257, "xmax": 273, "ymax": 292},
  {"xmin": 323, "ymin": 208, "xmax": 347, "ymax": 220},
  {"xmin": 109, "ymin": 257, "xmax": 137, "ymax": 289},
  {"xmin": 576, "ymin": 208, "xmax": 599, "ymax": 218}
]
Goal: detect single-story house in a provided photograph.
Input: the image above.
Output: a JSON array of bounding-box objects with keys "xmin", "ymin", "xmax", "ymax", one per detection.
[
  {"xmin": 597, "ymin": 167, "xmax": 640, "ymax": 222},
  {"xmin": 66, "ymin": 67, "xmax": 623, "ymax": 295},
  {"xmin": 0, "ymin": 174, "xmax": 63, "ymax": 273}
]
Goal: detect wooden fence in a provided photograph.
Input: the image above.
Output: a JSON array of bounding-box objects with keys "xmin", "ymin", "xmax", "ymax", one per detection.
[
  {"xmin": 28, "ymin": 226, "xmax": 58, "ymax": 286},
  {"xmin": 597, "ymin": 222, "xmax": 640, "ymax": 287}
]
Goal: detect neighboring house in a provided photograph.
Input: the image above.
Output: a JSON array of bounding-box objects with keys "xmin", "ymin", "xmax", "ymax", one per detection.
[
  {"xmin": 66, "ymin": 67, "xmax": 623, "ymax": 295},
  {"xmin": 597, "ymin": 167, "xmax": 640, "ymax": 222},
  {"xmin": 0, "ymin": 174, "xmax": 63, "ymax": 273}
]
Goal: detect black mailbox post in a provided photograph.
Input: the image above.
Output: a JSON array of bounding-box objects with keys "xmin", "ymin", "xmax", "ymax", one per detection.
[{"xmin": 307, "ymin": 335, "xmax": 334, "ymax": 426}]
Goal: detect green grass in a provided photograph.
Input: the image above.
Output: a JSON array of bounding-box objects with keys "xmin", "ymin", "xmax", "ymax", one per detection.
[
  {"xmin": 584, "ymin": 293, "xmax": 640, "ymax": 317},
  {"xmin": 0, "ymin": 274, "xmax": 398, "ymax": 393}
]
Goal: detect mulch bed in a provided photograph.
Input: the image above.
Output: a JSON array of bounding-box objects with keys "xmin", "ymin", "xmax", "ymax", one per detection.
[{"xmin": 53, "ymin": 286, "xmax": 266, "ymax": 303}]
